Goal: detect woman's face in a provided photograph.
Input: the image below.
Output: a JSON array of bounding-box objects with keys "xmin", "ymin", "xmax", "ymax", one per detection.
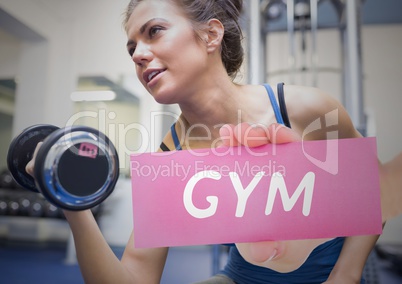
[{"xmin": 126, "ymin": 0, "xmax": 209, "ymax": 104}]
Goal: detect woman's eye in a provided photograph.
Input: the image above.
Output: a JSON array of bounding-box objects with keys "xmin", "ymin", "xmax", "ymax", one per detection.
[
  {"xmin": 128, "ymin": 47, "xmax": 136, "ymax": 57},
  {"xmin": 149, "ymin": 26, "xmax": 162, "ymax": 37}
]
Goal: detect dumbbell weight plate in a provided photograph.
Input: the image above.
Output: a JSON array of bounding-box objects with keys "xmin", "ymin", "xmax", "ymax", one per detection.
[
  {"xmin": 34, "ymin": 126, "xmax": 119, "ymax": 210},
  {"xmin": 7, "ymin": 124, "xmax": 60, "ymax": 193}
]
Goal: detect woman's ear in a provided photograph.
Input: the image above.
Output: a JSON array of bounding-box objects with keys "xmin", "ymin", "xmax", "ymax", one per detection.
[{"xmin": 204, "ymin": 19, "xmax": 224, "ymax": 53}]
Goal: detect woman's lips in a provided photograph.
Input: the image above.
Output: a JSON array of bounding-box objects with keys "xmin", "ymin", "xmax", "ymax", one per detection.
[{"xmin": 143, "ymin": 68, "xmax": 166, "ymax": 86}]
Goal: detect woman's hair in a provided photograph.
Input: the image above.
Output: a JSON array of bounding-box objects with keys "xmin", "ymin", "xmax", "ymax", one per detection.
[{"xmin": 123, "ymin": 0, "xmax": 244, "ymax": 79}]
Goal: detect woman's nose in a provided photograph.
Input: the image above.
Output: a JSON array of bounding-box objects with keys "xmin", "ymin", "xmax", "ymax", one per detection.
[{"xmin": 132, "ymin": 42, "xmax": 153, "ymax": 66}]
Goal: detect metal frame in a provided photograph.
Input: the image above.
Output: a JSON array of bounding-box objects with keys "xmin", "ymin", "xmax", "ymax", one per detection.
[{"xmin": 247, "ymin": 0, "xmax": 366, "ymax": 135}]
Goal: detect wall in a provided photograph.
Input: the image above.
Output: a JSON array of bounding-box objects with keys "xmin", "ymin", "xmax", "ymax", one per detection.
[
  {"xmin": 70, "ymin": 0, "xmax": 134, "ymax": 81},
  {"xmin": 0, "ymin": 113, "xmax": 13, "ymax": 171},
  {"xmin": 0, "ymin": 30, "xmax": 18, "ymax": 170},
  {"xmin": 0, "ymin": 29, "xmax": 19, "ymax": 78},
  {"xmin": 1, "ymin": 1, "xmax": 72, "ymax": 131}
]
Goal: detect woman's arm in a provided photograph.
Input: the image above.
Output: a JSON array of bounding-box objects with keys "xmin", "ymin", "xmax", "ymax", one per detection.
[
  {"xmin": 325, "ymin": 236, "xmax": 377, "ymax": 283},
  {"xmin": 289, "ymin": 85, "xmax": 380, "ymax": 283},
  {"xmin": 64, "ymin": 210, "xmax": 168, "ymax": 284},
  {"xmin": 26, "ymin": 144, "xmax": 168, "ymax": 284},
  {"xmin": 380, "ymin": 151, "xmax": 402, "ymax": 222}
]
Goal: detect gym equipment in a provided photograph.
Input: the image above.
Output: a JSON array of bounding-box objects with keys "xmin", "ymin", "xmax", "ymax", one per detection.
[
  {"xmin": 44, "ymin": 202, "xmax": 61, "ymax": 218},
  {"xmin": 0, "ymin": 200, "xmax": 8, "ymax": 215},
  {"xmin": 8, "ymin": 200, "xmax": 20, "ymax": 216},
  {"xmin": 18, "ymin": 197, "xmax": 32, "ymax": 216},
  {"xmin": 7, "ymin": 124, "xmax": 119, "ymax": 211},
  {"xmin": 251, "ymin": 0, "xmax": 366, "ymax": 134},
  {"xmin": 28, "ymin": 199, "xmax": 45, "ymax": 217},
  {"xmin": 0, "ymin": 169, "xmax": 18, "ymax": 189}
]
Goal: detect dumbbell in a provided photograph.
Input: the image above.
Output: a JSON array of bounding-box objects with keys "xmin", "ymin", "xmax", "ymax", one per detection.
[{"xmin": 7, "ymin": 124, "xmax": 119, "ymax": 211}]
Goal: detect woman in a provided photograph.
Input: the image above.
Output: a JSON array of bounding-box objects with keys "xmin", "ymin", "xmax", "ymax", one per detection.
[
  {"xmin": 26, "ymin": 0, "xmax": 401, "ymax": 283},
  {"xmin": 123, "ymin": 1, "xmax": 377, "ymax": 282}
]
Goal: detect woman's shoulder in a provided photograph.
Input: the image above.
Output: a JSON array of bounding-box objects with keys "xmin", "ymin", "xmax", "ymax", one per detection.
[
  {"xmin": 280, "ymin": 84, "xmax": 356, "ymax": 139},
  {"xmin": 239, "ymin": 83, "xmax": 341, "ymax": 128},
  {"xmin": 282, "ymin": 84, "xmax": 343, "ymax": 120},
  {"xmin": 283, "ymin": 84, "xmax": 339, "ymax": 110}
]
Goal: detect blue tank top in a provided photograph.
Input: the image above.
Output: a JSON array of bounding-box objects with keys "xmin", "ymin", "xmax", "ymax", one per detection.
[
  {"xmin": 163, "ymin": 84, "xmax": 364, "ymax": 284},
  {"xmin": 222, "ymin": 237, "xmax": 346, "ymax": 284}
]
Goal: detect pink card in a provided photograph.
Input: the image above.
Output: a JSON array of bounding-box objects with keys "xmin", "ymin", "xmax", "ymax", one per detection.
[{"xmin": 130, "ymin": 137, "xmax": 382, "ymax": 248}]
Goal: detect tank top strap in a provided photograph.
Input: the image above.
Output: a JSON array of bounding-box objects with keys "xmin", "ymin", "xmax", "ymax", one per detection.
[
  {"xmin": 277, "ymin": 82, "xmax": 291, "ymax": 128},
  {"xmin": 263, "ymin": 83, "xmax": 285, "ymax": 125},
  {"xmin": 170, "ymin": 123, "xmax": 182, "ymax": 150},
  {"xmin": 165, "ymin": 84, "xmax": 290, "ymax": 152}
]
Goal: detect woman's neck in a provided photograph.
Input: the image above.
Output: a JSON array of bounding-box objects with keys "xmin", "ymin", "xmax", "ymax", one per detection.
[
  {"xmin": 176, "ymin": 82, "xmax": 261, "ymax": 148},
  {"xmin": 182, "ymin": 83, "xmax": 238, "ymax": 119}
]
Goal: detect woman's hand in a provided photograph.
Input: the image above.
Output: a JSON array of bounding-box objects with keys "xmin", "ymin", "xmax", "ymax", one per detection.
[
  {"xmin": 25, "ymin": 142, "xmax": 43, "ymax": 178},
  {"xmin": 219, "ymin": 122, "xmax": 301, "ymax": 148}
]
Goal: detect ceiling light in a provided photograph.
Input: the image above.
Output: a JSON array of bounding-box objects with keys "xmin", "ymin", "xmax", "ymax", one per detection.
[{"xmin": 70, "ymin": 90, "xmax": 116, "ymax": 102}]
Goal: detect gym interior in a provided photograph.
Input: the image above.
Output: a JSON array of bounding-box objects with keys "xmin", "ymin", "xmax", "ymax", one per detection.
[{"xmin": 0, "ymin": 0, "xmax": 402, "ymax": 283}]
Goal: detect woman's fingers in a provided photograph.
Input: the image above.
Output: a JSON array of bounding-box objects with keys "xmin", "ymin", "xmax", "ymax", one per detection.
[
  {"xmin": 219, "ymin": 124, "xmax": 239, "ymax": 147},
  {"xmin": 234, "ymin": 122, "xmax": 270, "ymax": 147},
  {"xmin": 25, "ymin": 142, "xmax": 43, "ymax": 177},
  {"xmin": 268, "ymin": 123, "xmax": 302, "ymax": 144},
  {"xmin": 220, "ymin": 122, "xmax": 301, "ymax": 148}
]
